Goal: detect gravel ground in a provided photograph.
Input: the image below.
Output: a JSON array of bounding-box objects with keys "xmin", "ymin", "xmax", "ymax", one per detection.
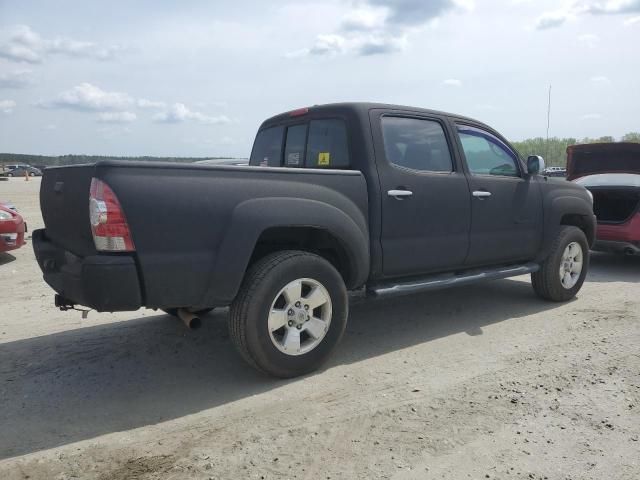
[{"xmin": 1, "ymin": 176, "xmax": 639, "ymax": 480}]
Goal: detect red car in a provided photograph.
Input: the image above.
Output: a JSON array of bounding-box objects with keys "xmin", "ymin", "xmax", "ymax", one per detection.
[
  {"xmin": 0, "ymin": 203, "xmax": 26, "ymax": 252},
  {"xmin": 567, "ymin": 143, "xmax": 640, "ymax": 256}
]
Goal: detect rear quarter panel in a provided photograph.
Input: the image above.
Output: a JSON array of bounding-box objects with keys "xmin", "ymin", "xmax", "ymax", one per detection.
[{"xmin": 96, "ymin": 162, "xmax": 369, "ymax": 308}]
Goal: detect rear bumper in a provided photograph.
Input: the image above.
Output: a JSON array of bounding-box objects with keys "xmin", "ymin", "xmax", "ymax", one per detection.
[
  {"xmin": 32, "ymin": 229, "xmax": 142, "ymax": 311},
  {"xmin": 594, "ymin": 212, "xmax": 640, "ymax": 255},
  {"xmin": 0, "ymin": 217, "xmax": 26, "ymax": 252},
  {"xmin": 593, "ymin": 240, "xmax": 640, "ymax": 255}
]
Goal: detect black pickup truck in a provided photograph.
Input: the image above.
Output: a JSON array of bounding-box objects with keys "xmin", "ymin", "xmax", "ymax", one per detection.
[{"xmin": 33, "ymin": 102, "xmax": 596, "ymax": 377}]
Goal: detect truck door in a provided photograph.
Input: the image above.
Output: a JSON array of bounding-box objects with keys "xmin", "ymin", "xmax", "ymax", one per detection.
[
  {"xmin": 371, "ymin": 112, "xmax": 472, "ymax": 277},
  {"xmin": 453, "ymin": 123, "xmax": 543, "ymax": 266}
]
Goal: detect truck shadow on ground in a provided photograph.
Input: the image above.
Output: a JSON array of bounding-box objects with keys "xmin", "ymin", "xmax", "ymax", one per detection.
[
  {"xmin": 0, "ymin": 257, "xmax": 629, "ymax": 459},
  {"xmin": 0, "ymin": 253, "xmax": 16, "ymax": 266},
  {"xmin": 588, "ymin": 252, "xmax": 640, "ymax": 283}
]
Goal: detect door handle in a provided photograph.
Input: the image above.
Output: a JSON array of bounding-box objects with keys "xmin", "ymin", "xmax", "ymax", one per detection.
[
  {"xmin": 472, "ymin": 190, "xmax": 492, "ymax": 198},
  {"xmin": 387, "ymin": 189, "xmax": 413, "ymax": 199}
]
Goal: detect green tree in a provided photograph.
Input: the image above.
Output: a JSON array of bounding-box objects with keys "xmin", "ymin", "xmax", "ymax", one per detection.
[{"xmin": 622, "ymin": 132, "xmax": 640, "ymax": 143}]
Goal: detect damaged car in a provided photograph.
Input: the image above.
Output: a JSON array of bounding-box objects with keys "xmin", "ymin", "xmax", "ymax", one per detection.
[{"xmin": 567, "ymin": 142, "xmax": 640, "ymax": 256}]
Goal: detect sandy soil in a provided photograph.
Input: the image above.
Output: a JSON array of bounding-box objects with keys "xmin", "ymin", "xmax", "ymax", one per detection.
[{"xmin": 0, "ymin": 176, "xmax": 639, "ymax": 480}]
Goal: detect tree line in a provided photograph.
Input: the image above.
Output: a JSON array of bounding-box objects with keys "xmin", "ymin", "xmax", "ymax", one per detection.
[{"xmin": 511, "ymin": 132, "xmax": 640, "ymax": 167}]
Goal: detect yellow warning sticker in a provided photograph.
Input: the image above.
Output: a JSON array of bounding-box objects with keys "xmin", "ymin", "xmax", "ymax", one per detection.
[{"xmin": 318, "ymin": 152, "xmax": 331, "ymax": 166}]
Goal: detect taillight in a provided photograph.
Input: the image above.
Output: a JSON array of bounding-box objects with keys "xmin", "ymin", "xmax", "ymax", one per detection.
[{"xmin": 89, "ymin": 178, "xmax": 135, "ymax": 252}]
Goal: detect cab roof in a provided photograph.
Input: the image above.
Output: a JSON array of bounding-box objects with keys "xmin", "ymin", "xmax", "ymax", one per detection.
[{"xmin": 260, "ymin": 102, "xmax": 491, "ymax": 130}]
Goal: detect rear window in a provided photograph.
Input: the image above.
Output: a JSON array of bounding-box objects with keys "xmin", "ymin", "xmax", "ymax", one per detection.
[
  {"xmin": 284, "ymin": 124, "xmax": 308, "ymax": 167},
  {"xmin": 249, "ymin": 126, "xmax": 284, "ymax": 166},
  {"xmin": 305, "ymin": 119, "xmax": 349, "ymax": 168},
  {"xmin": 249, "ymin": 119, "xmax": 350, "ymax": 168}
]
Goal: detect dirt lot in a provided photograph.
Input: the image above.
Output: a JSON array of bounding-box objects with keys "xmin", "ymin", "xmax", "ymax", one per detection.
[{"xmin": 1, "ymin": 176, "xmax": 639, "ymax": 480}]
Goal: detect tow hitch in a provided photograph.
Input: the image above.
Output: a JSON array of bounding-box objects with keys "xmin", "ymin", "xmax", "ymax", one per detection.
[{"xmin": 55, "ymin": 294, "xmax": 91, "ymax": 318}]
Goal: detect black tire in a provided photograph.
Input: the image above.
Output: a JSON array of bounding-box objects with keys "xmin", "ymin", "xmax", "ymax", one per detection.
[
  {"xmin": 162, "ymin": 307, "xmax": 214, "ymax": 317},
  {"xmin": 29, "ymin": 172, "xmax": 35, "ymax": 177},
  {"xmin": 6, "ymin": 173, "xmax": 12, "ymax": 177},
  {"xmin": 532, "ymin": 226, "xmax": 589, "ymax": 302},
  {"xmin": 229, "ymin": 250, "xmax": 348, "ymax": 378}
]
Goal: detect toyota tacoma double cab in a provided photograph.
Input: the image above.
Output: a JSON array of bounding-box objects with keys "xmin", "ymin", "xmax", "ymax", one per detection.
[{"xmin": 33, "ymin": 102, "xmax": 596, "ymax": 377}]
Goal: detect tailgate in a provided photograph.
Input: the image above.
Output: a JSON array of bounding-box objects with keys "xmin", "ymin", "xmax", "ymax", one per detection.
[{"xmin": 40, "ymin": 165, "xmax": 97, "ymax": 257}]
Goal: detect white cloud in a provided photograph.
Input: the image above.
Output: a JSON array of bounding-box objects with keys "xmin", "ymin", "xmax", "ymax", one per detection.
[
  {"xmin": 585, "ymin": 0, "xmax": 640, "ymax": 15},
  {"xmin": 581, "ymin": 113, "xmax": 602, "ymax": 120},
  {"xmin": 308, "ymin": 34, "xmax": 347, "ymax": 56},
  {"xmin": 40, "ymin": 83, "xmax": 134, "ymax": 111},
  {"xmin": 0, "ymin": 69, "xmax": 33, "ymax": 88},
  {"xmin": 341, "ymin": 6, "xmax": 388, "ymax": 31},
  {"xmin": 624, "ymin": 14, "xmax": 640, "ymax": 23},
  {"xmin": 97, "ymin": 111, "xmax": 137, "ymax": 124},
  {"xmin": 0, "ymin": 25, "xmax": 122, "ymax": 64},
  {"xmin": 291, "ymin": 0, "xmax": 470, "ymax": 57},
  {"xmin": 153, "ymin": 103, "xmax": 231, "ymax": 125},
  {"xmin": 590, "ymin": 75, "xmax": 611, "ymax": 84},
  {"xmin": 442, "ymin": 78, "xmax": 463, "ymax": 87},
  {"xmin": 536, "ymin": 1, "xmax": 640, "ymax": 30},
  {"xmin": 534, "ymin": 10, "xmax": 574, "ymax": 29},
  {"xmin": 0, "ymin": 99, "xmax": 17, "ymax": 113},
  {"xmin": 137, "ymin": 98, "xmax": 167, "ymax": 109},
  {"xmin": 578, "ymin": 33, "xmax": 600, "ymax": 47},
  {"xmin": 357, "ymin": 34, "xmax": 407, "ymax": 55}
]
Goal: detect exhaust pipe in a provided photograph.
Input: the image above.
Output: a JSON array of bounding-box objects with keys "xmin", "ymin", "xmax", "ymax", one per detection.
[{"xmin": 177, "ymin": 308, "xmax": 202, "ymax": 330}]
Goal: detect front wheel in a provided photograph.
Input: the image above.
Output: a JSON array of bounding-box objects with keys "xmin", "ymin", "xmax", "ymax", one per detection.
[
  {"xmin": 532, "ymin": 226, "xmax": 589, "ymax": 301},
  {"xmin": 229, "ymin": 250, "xmax": 348, "ymax": 378}
]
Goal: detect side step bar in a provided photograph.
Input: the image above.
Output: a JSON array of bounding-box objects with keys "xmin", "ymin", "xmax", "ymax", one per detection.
[{"xmin": 368, "ymin": 262, "xmax": 540, "ymax": 298}]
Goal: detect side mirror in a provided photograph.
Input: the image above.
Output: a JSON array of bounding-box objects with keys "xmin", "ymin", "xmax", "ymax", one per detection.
[{"xmin": 527, "ymin": 155, "xmax": 545, "ymax": 175}]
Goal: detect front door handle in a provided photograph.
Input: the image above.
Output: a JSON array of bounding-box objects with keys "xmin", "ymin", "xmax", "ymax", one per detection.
[
  {"xmin": 472, "ymin": 190, "xmax": 492, "ymax": 198},
  {"xmin": 387, "ymin": 189, "xmax": 413, "ymax": 199}
]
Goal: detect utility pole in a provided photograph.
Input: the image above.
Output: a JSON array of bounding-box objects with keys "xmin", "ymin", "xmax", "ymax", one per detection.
[{"xmin": 546, "ymin": 84, "xmax": 552, "ymax": 164}]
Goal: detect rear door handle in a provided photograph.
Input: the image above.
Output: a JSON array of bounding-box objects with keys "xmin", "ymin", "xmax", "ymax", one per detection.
[
  {"xmin": 472, "ymin": 190, "xmax": 492, "ymax": 198},
  {"xmin": 387, "ymin": 189, "xmax": 413, "ymax": 199}
]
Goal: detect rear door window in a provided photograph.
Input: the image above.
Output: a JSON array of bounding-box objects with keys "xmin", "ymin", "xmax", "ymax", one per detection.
[
  {"xmin": 381, "ymin": 116, "xmax": 453, "ymax": 172},
  {"xmin": 284, "ymin": 124, "xmax": 308, "ymax": 167},
  {"xmin": 305, "ymin": 119, "xmax": 349, "ymax": 168},
  {"xmin": 249, "ymin": 126, "xmax": 284, "ymax": 166}
]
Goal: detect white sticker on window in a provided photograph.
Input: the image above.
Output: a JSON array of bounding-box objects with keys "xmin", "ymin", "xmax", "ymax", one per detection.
[{"xmin": 287, "ymin": 152, "xmax": 300, "ymax": 166}]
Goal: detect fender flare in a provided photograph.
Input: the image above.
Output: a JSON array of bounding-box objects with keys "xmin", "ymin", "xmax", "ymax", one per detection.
[
  {"xmin": 200, "ymin": 197, "xmax": 370, "ymax": 305},
  {"xmin": 537, "ymin": 195, "xmax": 596, "ymax": 261}
]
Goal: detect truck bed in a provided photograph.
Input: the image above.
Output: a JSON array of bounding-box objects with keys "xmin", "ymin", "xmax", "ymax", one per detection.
[{"xmin": 37, "ymin": 161, "xmax": 369, "ymax": 311}]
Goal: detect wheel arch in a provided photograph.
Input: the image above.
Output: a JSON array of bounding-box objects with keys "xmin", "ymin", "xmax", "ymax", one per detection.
[
  {"xmin": 537, "ymin": 195, "xmax": 596, "ymax": 262},
  {"xmin": 200, "ymin": 197, "xmax": 370, "ymax": 306}
]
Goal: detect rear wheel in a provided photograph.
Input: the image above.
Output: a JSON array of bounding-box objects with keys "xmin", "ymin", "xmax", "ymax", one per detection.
[
  {"xmin": 6, "ymin": 173, "xmax": 12, "ymax": 177},
  {"xmin": 29, "ymin": 172, "xmax": 35, "ymax": 177},
  {"xmin": 229, "ymin": 250, "xmax": 348, "ymax": 378},
  {"xmin": 532, "ymin": 226, "xmax": 589, "ymax": 301}
]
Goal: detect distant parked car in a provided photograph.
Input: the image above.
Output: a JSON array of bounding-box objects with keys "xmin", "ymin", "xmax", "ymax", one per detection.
[
  {"xmin": 4, "ymin": 165, "xmax": 42, "ymax": 177},
  {"xmin": 194, "ymin": 158, "xmax": 249, "ymax": 166},
  {"xmin": 543, "ymin": 166, "xmax": 566, "ymax": 177},
  {"xmin": 567, "ymin": 142, "xmax": 640, "ymax": 256},
  {"xmin": 0, "ymin": 203, "xmax": 26, "ymax": 253}
]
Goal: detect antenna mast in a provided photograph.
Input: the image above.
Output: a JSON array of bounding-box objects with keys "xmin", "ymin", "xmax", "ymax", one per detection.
[{"xmin": 546, "ymin": 84, "xmax": 551, "ymax": 162}]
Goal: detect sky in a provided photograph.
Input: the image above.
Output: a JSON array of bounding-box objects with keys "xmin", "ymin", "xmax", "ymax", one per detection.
[{"xmin": 0, "ymin": 0, "xmax": 639, "ymax": 157}]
